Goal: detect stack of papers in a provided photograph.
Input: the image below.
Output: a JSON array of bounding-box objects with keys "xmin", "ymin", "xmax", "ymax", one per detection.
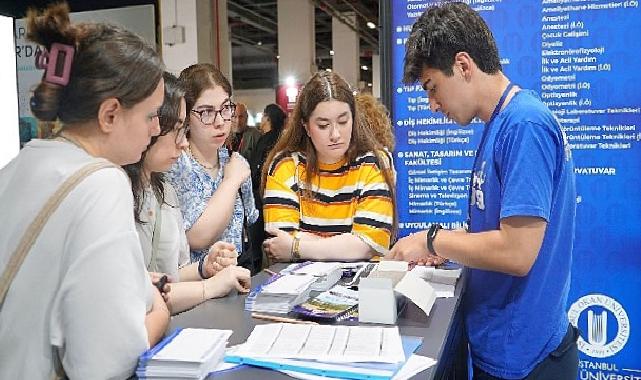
[
  {"xmin": 233, "ymin": 324, "xmax": 404, "ymax": 363},
  {"xmin": 136, "ymin": 328, "xmax": 232, "ymax": 380},
  {"xmin": 226, "ymin": 323, "xmax": 423, "ymax": 380},
  {"xmin": 245, "ymin": 274, "xmax": 316, "ymax": 313},
  {"xmin": 284, "ymin": 261, "xmax": 344, "ymax": 291}
]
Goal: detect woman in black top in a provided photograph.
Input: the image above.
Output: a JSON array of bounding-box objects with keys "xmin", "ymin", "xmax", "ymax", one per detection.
[{"xmin": 247, "ymin": 104, "xmax": 287, "ymax": 272}]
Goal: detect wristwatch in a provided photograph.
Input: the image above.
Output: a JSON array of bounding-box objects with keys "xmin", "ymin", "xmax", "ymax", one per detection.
[{"xmin": 426, "ymin": 223, "xmax": 442, "ymax": 255}]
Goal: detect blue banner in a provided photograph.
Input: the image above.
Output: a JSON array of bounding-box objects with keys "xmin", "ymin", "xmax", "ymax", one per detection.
[{"xmin": 387, "ymin": 0, "xmax": 641, "ymax": 377}]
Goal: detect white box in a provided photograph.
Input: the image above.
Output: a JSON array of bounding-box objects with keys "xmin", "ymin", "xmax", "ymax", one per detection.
[{"xmin": 358, "ymin": 277, "xmax": 397, "ymax": 324}]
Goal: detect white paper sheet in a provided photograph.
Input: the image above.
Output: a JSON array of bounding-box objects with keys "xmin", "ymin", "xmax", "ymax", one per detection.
[
  {"xmin": 394, "ymin": 273, "xmax": 437, "ymax": 317},
  {"xmin": 410, "ymin": 266, "xmax": 462, "ymax": 285},
  {"xmin": 234, "ymin": 323, "xmax": 405, "ymax": 364},
  {"xmin": 154, "ymin": 329, "xmax": 232, "ymax": 362},
  {"xmin": 292, "ymin": 262, "xmax": 341, "ymax": 276},
  {"xmin": 262, "ymin": 274, "xmax": 317, "ymax": 294},
  {"xmin": 377, "ymin": 260, "xmax": 409, "ymax": 272},
  {"xmin": 430, "ymin": 282, "xmax": 455, "ymax": 298}
]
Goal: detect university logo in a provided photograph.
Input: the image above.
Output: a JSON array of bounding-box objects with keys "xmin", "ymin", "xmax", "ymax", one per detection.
[{"xmin": 568, "ymin": 294, "xmax": 630, "ymax": 358}]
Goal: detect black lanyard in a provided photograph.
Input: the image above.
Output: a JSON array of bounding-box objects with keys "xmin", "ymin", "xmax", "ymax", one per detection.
[{"xmin": 466, "ymin": 83, "xmax": 515, "ymax": 229}]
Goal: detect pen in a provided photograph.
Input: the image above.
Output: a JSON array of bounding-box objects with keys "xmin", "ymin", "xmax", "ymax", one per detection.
[
  {"xmin": 155, "ymin": 274, "xmax": 168, "ymax": 293},
  {"xmin": 252, "ymin": 312, "xmax": 318, "ymax": 325},
  {"xmin": 263, "ymin": 268, "xmax": 278, "ymax": 276}
]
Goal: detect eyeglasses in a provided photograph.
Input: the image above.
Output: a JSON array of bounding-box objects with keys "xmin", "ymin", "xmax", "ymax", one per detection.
[{"xmin": 191, "ymin": 102, "xmax": 237, "ymax": 125}]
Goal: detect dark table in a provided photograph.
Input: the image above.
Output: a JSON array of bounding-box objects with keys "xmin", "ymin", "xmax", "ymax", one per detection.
[{"xmin": 169, "ymin": 265, "xmax": 467, "ymax": 379}]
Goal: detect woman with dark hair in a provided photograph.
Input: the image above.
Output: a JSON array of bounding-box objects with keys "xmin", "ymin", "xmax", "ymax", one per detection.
[
  {"xmin": 166, "ymin": 64, "xmax": 258, "ymax": 269},
  {"xmin": 247, "ymin": 103, "xmax": 287, "ymax": 271},
  {"xmin": 261, "ymin": 71, "xmax": 396, "ymax": 262},
  {"xmin": 124, "ymin": 72, "xmax": 250, "ymax": 314},
  {"xmin": 0, "ymin": 3, "xmax": 168, "ymax": 378}
]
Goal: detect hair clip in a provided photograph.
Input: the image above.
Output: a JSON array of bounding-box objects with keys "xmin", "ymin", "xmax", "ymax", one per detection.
[
  {"xmin": 35, "ymin": 43, "xmax": 75, "ymax": 86},
  {"xmin": 34, "ymin": 48, "xmax": 49, "ymax": 70}
]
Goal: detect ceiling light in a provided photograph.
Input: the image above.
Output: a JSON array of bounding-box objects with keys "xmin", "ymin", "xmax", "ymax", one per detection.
[
  {"xmin": 329, "ymin": 50, "xmax": 334, "ymax": 56},
  {"xmin": 367, "ymin": 22, "xmax": 376, "ymax": 29},
  {"xmin": 361, "ymin": 65, "xmax": 368, "ymax": 70},
  {"xmin": 257, "ymin": 41, "xmax": 262, "ymax": 46}
]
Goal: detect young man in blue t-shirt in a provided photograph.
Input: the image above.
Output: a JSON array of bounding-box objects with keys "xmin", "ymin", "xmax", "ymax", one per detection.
[{"xmin": 388, "ymin": 2, "xmax": 579, "ymax": 379}]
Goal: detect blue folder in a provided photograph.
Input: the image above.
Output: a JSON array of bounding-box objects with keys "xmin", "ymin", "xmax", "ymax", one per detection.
[{"xmin": 136, "ymin": 328, "xmax": 183, "ymax": 378}]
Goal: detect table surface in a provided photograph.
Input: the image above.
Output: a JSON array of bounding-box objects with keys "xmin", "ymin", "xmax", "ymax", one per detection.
[{"xmin": 168, "ymin": 264, "xmax": 466, "ymax": 379}]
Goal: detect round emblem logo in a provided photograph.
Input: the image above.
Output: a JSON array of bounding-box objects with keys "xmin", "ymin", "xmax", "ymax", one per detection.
[{"xmin": 568, "ymin": 294, "xmax": 629, "ymax": 358}]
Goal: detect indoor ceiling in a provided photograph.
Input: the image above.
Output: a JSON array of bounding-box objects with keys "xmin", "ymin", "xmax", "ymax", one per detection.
[
  {"xmin": 2, "ymin": 0, "xmax": 380, "ymax": 90},
  {"xmin": 228, "ymin": 0, "xmax": 380, "ymax": 89}
]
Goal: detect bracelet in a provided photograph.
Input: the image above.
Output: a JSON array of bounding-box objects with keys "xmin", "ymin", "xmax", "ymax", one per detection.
[
  {"xmin": 198, "ymin": 254, "xmax": 207, "ymax": 279},
  {"xmin": 291, "ymin": 232, "xmax": 302, "ymax": 261},
  {"xmin": 426, "ymin": 223, "xmax": 443, "ymax": 256}
]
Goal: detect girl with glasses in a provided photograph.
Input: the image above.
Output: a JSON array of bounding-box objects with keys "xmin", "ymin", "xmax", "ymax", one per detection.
[
  {"xmin": 166, "ymin": 64, "xmax": 258, "ymax": 269},
  {"xmin": 124, "ymin": 72, "xmax": 251, "ymax": 315}
]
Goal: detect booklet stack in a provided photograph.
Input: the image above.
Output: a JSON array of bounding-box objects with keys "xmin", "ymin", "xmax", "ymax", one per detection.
[
  {"xmin": 283, "ymin": 261, "xmax": 344, "ymax": 291},
  {"xmin": 136, "ymin": 328, "xmax": 232, "ymax": 380},
  {"xmin": 292, "ymin": 284, "xmax": 359, "ymax": 323},
  {"xmin": 245, "ymin": 273, "xmax": 317, "ymax": 313}
]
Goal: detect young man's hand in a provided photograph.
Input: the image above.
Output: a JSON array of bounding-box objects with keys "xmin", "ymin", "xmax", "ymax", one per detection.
[{"xmin": 387, "ymin": 231, "xmax": 434, "ymax": 263}]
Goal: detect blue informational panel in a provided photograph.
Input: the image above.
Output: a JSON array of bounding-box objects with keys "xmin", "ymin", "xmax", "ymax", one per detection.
[{"xmin": 387, "ymin": 0, "xmax": 641, "ymax": 377}]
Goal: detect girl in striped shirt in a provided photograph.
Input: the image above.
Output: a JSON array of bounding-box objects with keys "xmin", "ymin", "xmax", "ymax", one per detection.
[{"xmin": 261, "ymin": 71, "xmax": 396, "ymax": 262}]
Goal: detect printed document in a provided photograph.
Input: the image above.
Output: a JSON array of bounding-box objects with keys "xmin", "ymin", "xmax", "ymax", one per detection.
[{"xmin": 234, "ymin": 323, "xmax": 405, "ymax": 364}]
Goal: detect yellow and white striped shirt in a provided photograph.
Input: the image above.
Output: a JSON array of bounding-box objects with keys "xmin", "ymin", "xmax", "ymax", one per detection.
[{"xmin": 263, "ymin": 151, "xmax": 394, "ymax": 255}]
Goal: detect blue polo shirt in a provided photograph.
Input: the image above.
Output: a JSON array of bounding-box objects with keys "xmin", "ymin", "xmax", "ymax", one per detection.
[{"xmin": 464, "ymin": 90, "xmax": 576, "ymax": 378}]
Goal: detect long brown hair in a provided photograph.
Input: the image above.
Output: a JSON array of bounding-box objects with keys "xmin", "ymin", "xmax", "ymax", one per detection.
[{"xmin": 262, "ymin": 71, "xmax": 397, "ymax": 239}]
